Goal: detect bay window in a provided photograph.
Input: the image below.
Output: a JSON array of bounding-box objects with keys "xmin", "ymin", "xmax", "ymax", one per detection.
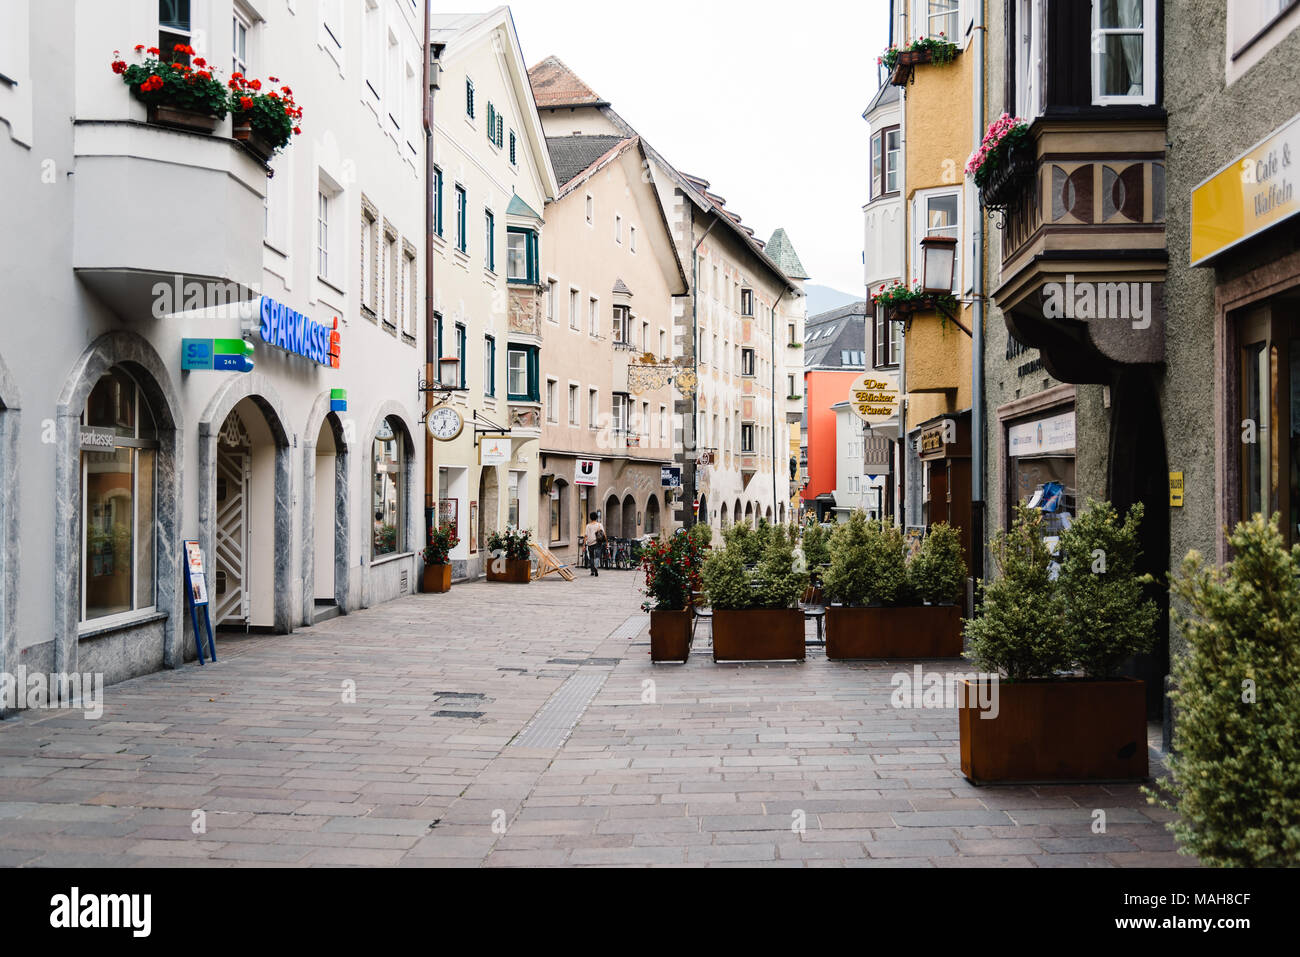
[
  {"xmin": 507, "ymin": 346, "xmax": 540, "ymax": 402},
  {"xmin": 507, "ymin": 228, "xmax": 539, "ymax": 284},
  {"xmin": 913, "ymin": 189, "xmax": 961, "ymax": 293}
]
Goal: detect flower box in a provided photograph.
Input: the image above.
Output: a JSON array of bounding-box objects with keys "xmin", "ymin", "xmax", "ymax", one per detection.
[
  {"xmin": 712, "ymin": 608, "xmax": 805, "ymax": 663},
  {"xmin": 422, "ymin": 564, "xmax": 452, "ymax": 594},
  {"xmin": 978, "ymin": 144, "xmax": 1036, "ymax": 211},
  {"xmin": 147, "ymin": 103, "xmax": 221, "ymax": 134},
  {"xmin": 650, "ymin": 610, "xmax": 693, "ymax": 664},
  {"xmin": 233, "ymin": 119, "xmax": 277, "ymax": 164},
  {"xmin": 487, "ymin": 558, "xmax": 532, "ymax": 584},
  {"xmin": 958, "ymin": 678, "xmax": 1149, "ymax": 785},
  {"xmin": 825, "ymin": 605, "xmax": 963, "ymax": 660}
]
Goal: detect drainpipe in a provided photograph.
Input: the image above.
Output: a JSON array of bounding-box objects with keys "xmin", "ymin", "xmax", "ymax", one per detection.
[
  {"xmin": 423, "ymin": 26, "xmax": 441, "ymax": 549},
  {"xmin": 896, "ymin": 0, "xmax": 909, "ymax": 531},
  {"xmin": 971, "ymin": 1, "xmax": 987, "ymax": 594}
]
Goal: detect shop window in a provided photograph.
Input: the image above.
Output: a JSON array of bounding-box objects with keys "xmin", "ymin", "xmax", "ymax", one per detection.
[
  {"xmin": 1006, "ymin": 409, "xmax": 1077, "ymax": 539},
  {"xmin": 507, "ymin": 470, "xmax": 524, "ymax": 528},
  {"xmin": 81, "ymin": 368, "xmax": 158, "ymax": 623},
  {"xmin": 1238, "ymin": 310, "xmax": 1300, "ymax": 545},
  {"xmin": 372, "ymin": 417, "xmax": 405, "ymax": 558},
  {"xmin": 550, "ymin": 480, "xmax": 568, "ymax": 544}
]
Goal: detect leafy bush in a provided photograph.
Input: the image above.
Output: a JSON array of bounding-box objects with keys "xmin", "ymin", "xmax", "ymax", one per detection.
[
  {"xmin": 909, "ymin": 523, "xmax": 967, "ymax": 605},
  {"xmin": 802, "ymin": 521, "xmax": 832, "ymax": 570},
  {"xmin": 823, "ymin": 512, "xmax": 906, "ymax": 606},
  {"xmin": 688, "ymin": 522, "xmax": 712, "ymax": 549},
  {"xmin": 423, "ymin": 525, "xmax": 459, "ymax": 566},
  {"xmin": 229, "ymin": 72, "xmax": 303, "ymax": 153},
  {"xmin": 964, "ymin": 506, "xmax": 1068, "ymax": 680},
  {"xmin": 487, "ymin": 528, "xmax": 532, "ymax": 562},
  {"xmin": 1146, "ymin": 515, "xmax": 1300, "ymax": 867},
  {"xmin": 702, "ymin": 547, "xmax": 752, "ymax": 611},
  {"xmin": 722, "ymin": 521, "xmax": 765, "ymax": 566},
  {"xmin": 752, "ymin": 536, "xmax": 808, "ymax": 610},
  {"xmin": 640, "ymin": 532, "xmax": 704, "ymax": 613},
  {"xmin": 1057, "ymin": 500, "xmax": 1159, "ymax": 678}
]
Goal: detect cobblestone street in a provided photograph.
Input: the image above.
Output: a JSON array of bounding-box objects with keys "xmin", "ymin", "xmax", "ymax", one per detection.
[{"xmin": 0, "ymin": 575, "xmax": 1193, "ymax": 868}]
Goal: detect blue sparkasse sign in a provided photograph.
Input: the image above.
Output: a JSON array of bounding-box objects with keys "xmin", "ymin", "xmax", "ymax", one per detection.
[{"xmin": 258, "ymin": 296, "xmax": 335, "ymax": 367}]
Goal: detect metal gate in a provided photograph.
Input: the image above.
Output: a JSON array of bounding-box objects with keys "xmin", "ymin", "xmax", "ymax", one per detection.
[{"xmin": 215, "ymin": 413, "xmax": 251, "ymax": 627}]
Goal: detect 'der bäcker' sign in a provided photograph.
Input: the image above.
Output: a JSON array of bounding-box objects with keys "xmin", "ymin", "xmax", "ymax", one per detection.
[{"xmin": 849, "ymin": 372, "xmax": 900, "ymax": 427}]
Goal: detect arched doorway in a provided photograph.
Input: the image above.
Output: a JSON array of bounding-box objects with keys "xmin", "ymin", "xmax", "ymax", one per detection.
[
  {"xmin": 622, "ymin": 494, "xmax": 637, "ymax": 540},
  {"xmin": 744, "ymin": 502, "xmax": 754, "ymax": 524},
  {"xmin": 604, "ymin": 493, "xmax": 621, "ymax": 537},
  {"xmin": 478, "ymin": 466, "xmax": 500, "ymax": 555},
  {"xmin": 214, "ymin": 397, "xmax": 286, "ymax": 631},
  {"xmin": 765, "ymin": 506, "xmax": 773, "ymax": 523},
  {"xmin": 302, "ymin": 393, "xmax": 350, "ymax": 627},
  {"xmin": 697, "ymin": 493, "xmax": 708, "ymax": 529},
  {"xmin": 645, "ymin": 495, "xmax": 661, "ymax": 536},
  {"xmin": 733, "ymin": 500, "xmax": 742, "ymax": 526}
]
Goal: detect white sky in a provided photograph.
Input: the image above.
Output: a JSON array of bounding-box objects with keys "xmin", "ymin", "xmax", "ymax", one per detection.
[{"xmin": 505, "ymin": 0, "xmax": 891, "ymax": 297}]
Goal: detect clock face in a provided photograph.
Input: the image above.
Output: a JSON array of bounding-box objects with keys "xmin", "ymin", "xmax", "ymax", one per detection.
[{"xmin": 427, "ymin": 407, "xmax": 464, "ymax": 442}]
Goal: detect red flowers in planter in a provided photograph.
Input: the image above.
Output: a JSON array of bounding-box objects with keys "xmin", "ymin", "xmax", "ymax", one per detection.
[
  {"xmin": 229, "ymin": 70, "xmax": 304, "ymax": 157},
  {"xmin": 113, "ymin": 43, "xmax": 228, "ymax": 119}
]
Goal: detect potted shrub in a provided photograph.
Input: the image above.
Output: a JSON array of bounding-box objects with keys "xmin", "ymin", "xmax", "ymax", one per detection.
[
  {"xmin": 880, "ymin": 34, "xmax": 959, "ymax": 85},
  {"xmin": 801, "ymin": 521, "xmax": 832, "ymax": 582},
  {"xmin": 112, "ymin": 44, "xmax": 229, "ymax": 133},
  {"xmin": 967, "ymin": 113, "xmax": 1034, "ymax": 212},
  {"xmin": 1146, "ymin": 515, "xmax": 1300, "ymax": 866},
  {"xmin": 958, "ymin": 502, "xmax": 1158, "ymax": 785},
  {"xmin": 641, "ymin": 532, "xmax": 704, "ymax": 664},
  {"xmin": 422, "ymin": 525, "xmax": 459, "ymax": 594},
  {"xmin": 704, "ymin": 534, "xmax": 808, "ymax": 663},
  {"xmin": 228, "ymin": 72, "xmax": 302, "ymax": 165},
  {"xmin": 486, "ymin": 528, "xmax": 533, "ymax": 584},
  {"xmin": 824, "ymin": 515, "xmax": 966, "ymax": 659}
]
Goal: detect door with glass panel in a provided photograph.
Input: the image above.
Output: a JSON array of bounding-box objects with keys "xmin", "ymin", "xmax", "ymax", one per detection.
[
  {"xmin": 1238, "ymin": 307, "xmax": 1300, "ymax": 545},
  {"xmin": 215, "ymin": 412, "xmax": 251, "ymax": 627}
]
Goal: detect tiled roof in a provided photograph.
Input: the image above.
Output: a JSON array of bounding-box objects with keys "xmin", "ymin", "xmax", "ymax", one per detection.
[
  {"xmin": 804, "ymin": 302, "xmax": 869, "ymax": 370},
  {"xmin": 529, "ymin": 56, "xmax": 607, "ymax": 108},
  {"xmin": 544, "ymin": 135, "xmax": 629, "ymax": 188},
  {"xmin": 765, "ymin": 228, "xmax": 809, "ymax": 280}
]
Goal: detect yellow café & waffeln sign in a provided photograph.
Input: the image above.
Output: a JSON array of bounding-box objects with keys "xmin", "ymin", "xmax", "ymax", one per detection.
[
  {"xmin": 1192, "ymin": 111, "xmax": 1300, "ymax": 266},
  {"xmin": 849, "ymin": 372, "xmax": 900, "ymax": 427}
]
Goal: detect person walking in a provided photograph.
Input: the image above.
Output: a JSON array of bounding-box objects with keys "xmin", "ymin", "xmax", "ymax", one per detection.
[{"xmin": 583, "ymin": 512, "xmax": 606, "ymax": 577}]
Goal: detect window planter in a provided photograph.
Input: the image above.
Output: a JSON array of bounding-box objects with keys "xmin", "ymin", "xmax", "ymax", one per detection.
[
  {"xmin": 487, "ymin": 559, "xmax": 532, "ymax": 584},
  {"xmin": 711, "ymin": 608, "xmax": 805, "ymax": 663},
  {"xmin": 957, "ymin": 678, "xmax": 1149, "ymax": 785},
  {"xmin": 422, "ymin": 563, "xmax": 452, "ymax": 594},
  {"xmin": 147, "ymin": 102, "xmax": 221, "ymax": 134},
  {"xmin": 650, "ymin": 609, "xmax": 693, "ymax": 664},
  {"xmin": 977, "ymin": 142, "xmax": 1036, "ymax": 212},
  {"xmin": 825, "ymin": 605, "xmax": 963, "ymax": 660},
  {"xmin": 233, "ymin": 119, "xmax": 277, "ymax": 165}
]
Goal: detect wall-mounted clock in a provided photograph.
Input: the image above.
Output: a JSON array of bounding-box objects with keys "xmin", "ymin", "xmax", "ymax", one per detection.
[{"xmin": 427, "ymin": 406, "xmax": 465, "ymax": 442}]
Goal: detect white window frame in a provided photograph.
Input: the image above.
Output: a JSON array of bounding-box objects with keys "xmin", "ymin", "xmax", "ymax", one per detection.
[
  {"xmin": 568, "ymin": 382, "xmax": 581, "ymax": 426},
  {"xmin": 1016, "ymin": 0, "xmax": 1045, "ymax": 119},
  {"xmin": 588, "ymin": 296, "xmax": 600, "ymax": 338},
  {"xmin": 588, "ymin": 388, "xmax": 599, "ymax": 432},
  {"xmin": 232, "ymin": 6, "xmax": 252, "ymax": 77},
  {"xmin": 545, "ymin": 277, "xmax": 558, "ymax": 323},
  {"xmin": 912, "ymin": 186, "xmax": 963, "ymax": 294},
  {"xmin": 585, "ymin": 194, "xmax": 594, "ymax": 226},
  {"xmin": 546, "ymin": 377, "xmax": 559, "ymax": 423},
  {"xmin": 1090, "ymin": 0, "xmax": 1157, "ymax": 107},
  {"xmin": 569, "ymin": 287, "xmax": 581, "ymax": 330}
]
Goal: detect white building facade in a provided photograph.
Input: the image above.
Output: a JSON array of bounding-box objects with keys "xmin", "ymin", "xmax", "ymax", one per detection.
[{"xmin": 0, "ymin": 0, "xmax": 428, "ymax": 702}]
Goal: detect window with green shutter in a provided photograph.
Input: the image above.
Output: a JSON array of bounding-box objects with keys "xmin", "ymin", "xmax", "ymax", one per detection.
[
  {"xmin": 496, "ymin": 115, "xmax": 504, "ymax": 149},
  {"xmin": 487, "ymin": 102, "xmax": 496, "ymax": 143},
  {"xmin": 509, "ymin": 131, "xmax": 516, "ymax": 165},
  {"xmin": 466, "ymin": 78, "xmax": 475, "ymax": 119}
]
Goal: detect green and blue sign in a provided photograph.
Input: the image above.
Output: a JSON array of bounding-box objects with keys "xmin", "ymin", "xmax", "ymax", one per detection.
[
  {"xmin": 330, "ymin": 389, "xmax": 348, "ymax": 413},
  {"xmin": 183, "ymin": 339, "xmax": 255, "ymax": 373}
]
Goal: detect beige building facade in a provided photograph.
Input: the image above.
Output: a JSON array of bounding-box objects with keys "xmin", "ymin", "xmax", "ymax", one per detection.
[{"xmin": 536, "ymin": 136, "xmax": 687, "ymax": 563}]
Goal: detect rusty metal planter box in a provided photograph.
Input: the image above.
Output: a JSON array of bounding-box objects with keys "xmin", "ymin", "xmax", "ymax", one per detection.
[
  {"xmin": 650, "ymin": 610, "xmax": 692, "ymax": 664},
  {"xmin": 825, "ymin": 605, "xmax": 964, "ymax": 660},
  {"xmin": 958, "ymin": 678, "xmax": 1149, "ymax": 785},
  {"xmin": 422, "ymin": 564, "xmax": 452, "ymax": 594},
  {"xmin": 712, "ymin": 609, "xmax": 805, "ymax": 663},
  {"xmin": 487, "ymin": 559, "xmax": 532, "ymax": 584}
]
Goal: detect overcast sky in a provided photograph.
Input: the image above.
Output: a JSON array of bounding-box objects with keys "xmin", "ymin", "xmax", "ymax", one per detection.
[{"xmin": 506, "ymin": 0, "xmax": 890, "ymax": 297}]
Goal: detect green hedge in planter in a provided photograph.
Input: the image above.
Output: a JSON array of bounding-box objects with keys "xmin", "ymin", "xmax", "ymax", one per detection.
[
  {"xmin": 703, "ymin": 533, "xmax": 806, "ymax": 611},
  {"xmin": 802, "ymin": 521, "xmax": 831, "ymax": 570},
  {"xmin": 1148, "ymin": 515, "xmax": 1300, "ymax": 867},
  {"xmin": 824, "ymin": 512, "xmax": 907, "ymax": 607},
  {"xmin": 910, "ymin": 523, "xmax": 967, "ymax": 606}
]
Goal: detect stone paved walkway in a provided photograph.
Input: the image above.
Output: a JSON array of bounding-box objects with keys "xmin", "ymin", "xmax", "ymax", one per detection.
[{"xmin": 0, "ymin": 573, "xmax": 1195, "ymax": 867}]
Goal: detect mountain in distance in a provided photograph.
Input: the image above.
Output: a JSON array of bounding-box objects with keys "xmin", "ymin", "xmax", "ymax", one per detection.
[{"xmin": 803, "ymin": 284, "xmax": 861, "ymax": 317}]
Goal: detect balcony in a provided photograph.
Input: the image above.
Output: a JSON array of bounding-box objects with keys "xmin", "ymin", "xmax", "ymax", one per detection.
[
  {"xmin": 72, "ymin": 118, "xmax": 267, "ymax": 320},
  {"xmin": 991, "ymin": 114, "xmax": 1167, "ymax": 382}
]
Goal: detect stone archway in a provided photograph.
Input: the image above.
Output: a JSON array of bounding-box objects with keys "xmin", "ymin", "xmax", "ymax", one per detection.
[
  {"xmin": 56, "ymin": 332, "xmax": 183, "ymax": 676},
  {"xmin": 604, "ymin": 493, "xmax": 621, "ymax": 537},
  {"xmin": 479, "ymin": 466, "xmax": 500, "ymax": 553},
  {"xmin": 302, "ymin": 391, "xmax": 351, "ymax": 627},
  {"xmin": 199, "ymin": 374, "xmax": 293, "ymax": 635},
  {"xmin": 622, "ymin": 494, "xmax": 637, "ymax": 540}
]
